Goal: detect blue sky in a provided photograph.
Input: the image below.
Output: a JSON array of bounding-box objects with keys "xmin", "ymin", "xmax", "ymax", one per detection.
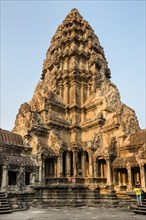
[{"xmin": 1, "ymin": 0, "xmax": 145, "ymax": 130}]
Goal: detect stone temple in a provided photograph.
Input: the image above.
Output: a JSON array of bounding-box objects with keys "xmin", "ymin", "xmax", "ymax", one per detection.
[{"xmin": 0, "ymin": 8, "xmax": 146, "ymax": 210}]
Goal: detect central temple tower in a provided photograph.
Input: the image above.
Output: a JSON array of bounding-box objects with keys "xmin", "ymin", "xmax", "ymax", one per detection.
[{"xmin": 13, "ymin": 9, "xmax": 145, "ymax": 197}]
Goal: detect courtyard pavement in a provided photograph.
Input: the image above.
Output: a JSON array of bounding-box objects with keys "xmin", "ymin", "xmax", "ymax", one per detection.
[{"xmin": 0, "ymin": 206, "xmax": 146, "ymax": 220}]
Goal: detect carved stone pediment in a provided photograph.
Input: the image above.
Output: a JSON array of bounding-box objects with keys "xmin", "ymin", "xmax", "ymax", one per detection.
[
  {"xmin": 109, "ymin": 137, "xmax": 117, "ymax": 157},
  {"xmin": 48, "ymin": 130, "xmax": 64, "ymax": 155},
  {"xmin": 138, "ymin": 143, "xmax": 146, "ymax": 159},
  {"xmin": 91, "ymin": 132, "xmax": 102, "ymax": 152},
  {"xmin": 38, "ymin": 146, "xmax": 56, "ymax": 158},
  {"xmin": 46, "ymin": 91, "xmax": 65, "ymax": 106},
  {"xmin": 95, "ymin": 147, "xmax": 109, "ymax": 159}
]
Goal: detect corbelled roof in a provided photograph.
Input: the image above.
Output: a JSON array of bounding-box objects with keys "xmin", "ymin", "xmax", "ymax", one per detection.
[
  {"xmin": 0, "ymin": 129, "xmax": 23, "ymax": 147},
  {"xmin": 129, "ymin": 129, "xmax": 146, "ymax": 146},
  {"xmin": 0, "ymin": 153, "xmax": 36, "ymax": 166},
  {"xmin": 42, "ymin": 8, "xmax": 108, "ymax": 80},
  {"xmin": 112, "ymin": 155, "xmax": 138, "ymax": 168}
]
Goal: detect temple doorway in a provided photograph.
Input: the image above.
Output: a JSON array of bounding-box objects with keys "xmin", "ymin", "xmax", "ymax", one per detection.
[
  {"xmin": 96, "ymin": 159, "xmax": 106, "ymax": 178},
  {"xmin": 62, "ymin": 151, "xmax": 73, "ymax": 177},
  {"xmin": 132, "ymin": 167, "xmax": 140, "ymax": 186},
  {"xmin": 45, "ymin": 158, "xmax": 55, "ymax": 177},
  {"xmin": 8, "ymin": 171, "xmax": 17, "ymax": 185}
]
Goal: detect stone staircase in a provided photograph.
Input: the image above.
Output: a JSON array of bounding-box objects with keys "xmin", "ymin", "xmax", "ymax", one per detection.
[
  {"xmin": 131, "ymin": 197, "xmax": 146, "ymax": 215},
  {"xmin": 0, "ymin": 192, "xmax": 12, "ymax": 214}
]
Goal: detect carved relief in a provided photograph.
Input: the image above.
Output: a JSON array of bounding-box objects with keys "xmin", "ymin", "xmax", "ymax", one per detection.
[
  {"xmin": 48, "ymin": 130, "xmax": 64, "ymax": 155},
  {"xmin": 109, "ymin": 137, "xmax": 117, "ymax": 156},
  {"xmin": 91, "ymin": 133, "xmax": 102, "ymax": 151}
]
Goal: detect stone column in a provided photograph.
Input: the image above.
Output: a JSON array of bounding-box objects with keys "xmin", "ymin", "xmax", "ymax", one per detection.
[
  {"xmin": 66, "ymin": 152, "xmax": 71, "ymax": 177},
  {"xmin": 30, "ymin": 173, "xmax": 36, "ymax": 185},
  {"xmin": 94, "ymin": 159, "xmax": 97, "ymax": 177},
  {"xmin": 87, "ymin": 84, "xmax": 91, "ymax": 98},
  {"xmin": 89, "ymin": 154, "xmax": 94, "ymax": 177},
  {"xmin": 64, "ymin": 82, "xmax": 69, "ymax": 104},
  {"xmin": 38, "ymin": 157, "xmax": 43, "ymax": 183},
  {"xmin": 113, "ymin": 169, "xmax": 117, "ymax": 185},
  {"xmin": 39, "ymin": 162, "xmax": 42, "ymax": 182},
  {"xmin": 127, "ymin": 166, "xmax": 133, "ymax": 191},
  {"xmin": 123, "ymin": 172, "xmax": 126, "ymax": 185},
  {"xmin": 73, "ymin": 150, "xmax": 77, "ymax": 177},
  {"xmin": 101, "ymin": 163, "xmax": 104, "ymax": 178},
  {"xmin": 140, "ymin": 164, "xmax": 146, "ymax": 190},
  {"xmin": 82, "ymin": 152, "xmax": 86, "ymax": 177},
  {"xmin": 18, "ymin": 167, "xmax": 24, "ymax": 189},
  {"xmin": 60, "ymin": 83, "xmax": 64, "ymax": 99},
  {"xmin": 118, "ymin": 171, "xmax": 121, "ymax": 186},
  {"xmin": 81, "ymin": 109, "xmax": 86, "ymax": 123},
  {"xmin": 56, "ymin": 156, "xmax": 59, "ymax": 177},
  {"xmin": 70, "ymin": 81, "xmax": 76, "ymax": 106},
  {"xmin": 106, "ymin": 158, "xmax": 113, "ymax": 186},
  {"xmin": 54, "ymin": 159, "xmax": 57, "ymax": 177},
  {"xmin": 81, "ymin": 83, "xmax": 84, "ymax": 106},
  {"xmin": 59, "ymin": 152, "xmax": 63, "ymax": 177},
  {"xmin": 1, "ymin": 165, "xmax": 8, "ymax": 190}
]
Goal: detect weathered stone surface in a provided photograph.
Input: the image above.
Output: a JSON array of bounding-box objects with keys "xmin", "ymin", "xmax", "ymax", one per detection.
[{"xmin": 5, "ymin": 8, "xmax": 146, "ymax": 205}]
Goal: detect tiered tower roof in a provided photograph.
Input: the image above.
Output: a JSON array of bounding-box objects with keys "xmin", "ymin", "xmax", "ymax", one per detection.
[{"xmin": 42, "ymin": 8, "xmax": 110, "ymax": 84}]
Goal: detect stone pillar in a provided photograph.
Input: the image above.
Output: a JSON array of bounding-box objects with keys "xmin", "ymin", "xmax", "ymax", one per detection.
[
  {"xmin": 81, "ymin": 109, "xmax": 86, "ymax": 123},
  {"xmin": 106, "ymin": 158, "xmax": 113, "ymax": 186},
  {"xmin": 123, "ymin": 172, "xmax": 126, "ymax": 185},
  {"xmin": 81, "ymin": 82, "xmax": 85, "ymax": 106},
  {"xmin": 118, "ymin": 171, "xmax": 121, "ymax": 186},
  {"xmin": 89, "ymin": 154, "xmax": 94, "ymax": 177},
  {"xmin": 30, "ymin": 173, "xmax": 36, "ymax": 185},
  {"xmin": 56, "ymin": 156, "xmax": 59, "ymax": 177},
  {"xmin": 101, "ymin": 163, "xmax": 104, "ymax": 178},
  {"xmin": 1, "ymin": 165, "xmax": 8, "ymax": 190},
  {"xmin": 73, "ymin": 150, "xmax": 77, "ymax": 177},
  {"xmin": 87, "ymin": 84, "xmax": 91, "ymax": 98},
  {"xmin": 127, "ymin": 166, "xmax": 133, "ymax": 191},
  {"xmin": 38, "ymin": 157, "xmax": 43, "ymax": 183},
  {"xmin": 113, "ymin": 169, "xmax": 117, "ymax": 185},
  {"xmin": 91, "ymin": 75, "xmax": 96, "ymax": 93},
  {"xmin": 64, "ymin": 82, "xmax": 69, "ymax": 104},
  {"xmin": 59, "ymin": 152, "xmax": 63, "ymax": 177},
  {"xmin": 18, "ymin": 167, "xmax": 24, "ymax": 189},
  {"xmin": 70, "ymin": 81, "xmax": 76, "ymax": 106},
  {"xmin": 60, "ymin": 83, "xmax": 64, "ymax": 99},
  {"xmin": 140, "ymin": 164, "xmax": 146, "ymax": 190},
  {"xmin": 54, "ymin": 159, "xmax": 57, "ymax": 177},
  {"xmin": 94, "ymin": 159, "xmax": 97, "ymax": 177},
  {"xmin": 66, "ymin": 152, "xmax": 71, "ymax": 177},
  {"xmin": 81, "ymin": 152, "xmax": 86, "ymax": 177},
  {"xmin": 42, "ymin": 160, "xmax": 45, "ymax": 182}
]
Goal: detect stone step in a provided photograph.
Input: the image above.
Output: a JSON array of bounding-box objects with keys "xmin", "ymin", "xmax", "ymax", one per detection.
[
  {"xmin": 0, "ymin": 194, "xmax": 7, "ymax": 198},
  {"xmin": 134, "ymin": 209, "xmax": 146, "ymax": 215},
  {"xmin": 131, "ymin": 200, "xmax": 146, "ymax": 215},
  {"xmin": 0, "ymin": 203, "xmax": 10, "ymax": 209},
  {"xmin": 0, "ymin": 198, "xmax": 8, "ymax": 201},
  {"xmin": 0, "ymin": 192, "xmax": 12, "ymax": 215},
  {"xmin": 138, "ymin": 204, "xmax": 146, "ymax": 208},
  {"xmin": 0, "ymin": 210, "xmax": 11, "ymax": 214},
  {"xmin": 135, "ymin": 205, "xmax": 146, "ymax": 210}
]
